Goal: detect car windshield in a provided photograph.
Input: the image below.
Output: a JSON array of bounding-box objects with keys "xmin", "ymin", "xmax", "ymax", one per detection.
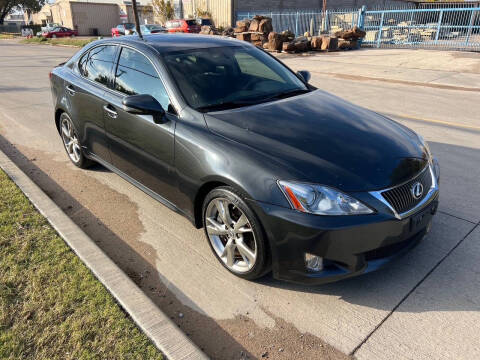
[
  {"xmin": 125, "ymin": 23, "xmax": 135, "ymax": 29},
  {"xmin": 162, "ymin": 46, "xmax": 309, "ymax": 112}
]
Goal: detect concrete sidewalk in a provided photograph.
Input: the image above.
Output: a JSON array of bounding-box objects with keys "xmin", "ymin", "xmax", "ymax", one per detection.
[{"xmin": 278, "ymin": 48, "xmax": 480, "ymax": 91}]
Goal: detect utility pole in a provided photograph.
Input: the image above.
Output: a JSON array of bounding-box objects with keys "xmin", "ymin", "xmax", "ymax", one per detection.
[
  {"xmin": 131, "ymin": 0, "xmax": 143, "ymax": 39},
  {"xmin": 321, "ymin": 0, "xmax": 327, "ymax": 34}
]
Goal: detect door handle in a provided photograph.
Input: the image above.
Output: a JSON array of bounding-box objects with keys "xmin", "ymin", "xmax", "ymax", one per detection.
[
  {"xmin": 103, "ymin": 105, "xmax": 118, "ymax": 119},
  {"xmin": 65, "ymin": 84, "xmax": 76, "ymax": 96}
]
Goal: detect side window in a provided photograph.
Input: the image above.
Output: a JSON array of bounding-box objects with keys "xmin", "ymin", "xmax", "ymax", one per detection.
[
  {"xmin": 114, "ymin": 47, "xmax": 171, "ymax": 111},
  {"xmin": 78, "ymin": 45, "xmax": 117, "ymax": 86}
]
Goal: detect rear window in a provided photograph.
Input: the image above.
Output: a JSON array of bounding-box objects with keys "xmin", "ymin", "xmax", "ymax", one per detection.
[
  {"xmin": 186, "ymin": 20, "xmax": 197, "ymax": 26},
  {"xmin": 166, "ymin": 21, "xmax": 176, "ymax": 28}
]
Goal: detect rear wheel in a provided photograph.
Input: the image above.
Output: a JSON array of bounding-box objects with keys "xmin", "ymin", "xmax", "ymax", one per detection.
[
  {"xmin": 52, "ymin": 34, "xmax": 57, "ymax": 38},
  {"xmin": 203, "ymin": 186, "xmax": 270, "ymax": 280},
  {"xmin": 59, "ymin": 113, "xmax": 93, "ymax": 169}
]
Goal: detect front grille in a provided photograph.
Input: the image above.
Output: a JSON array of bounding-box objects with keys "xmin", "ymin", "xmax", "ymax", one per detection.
[{"xmin": 381, "ymin": 166, "xmax": 432, "ymax": 214}]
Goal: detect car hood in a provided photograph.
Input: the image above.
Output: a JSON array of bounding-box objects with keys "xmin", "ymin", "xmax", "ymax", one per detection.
[{"xmin": 204, "ymin": 90, "xmax": 428, "ymax": 191}]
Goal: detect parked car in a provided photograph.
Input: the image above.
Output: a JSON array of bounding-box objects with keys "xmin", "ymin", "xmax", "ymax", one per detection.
[
  {"xmin": 37, "ymin": 23, "xmax": 61, "ymax": 37},
  {"xmin": 165, "ymin": 19, "xmax": 201, "ymax": 33},
  {"xmin": 42, "ymin": 26, "xmax": 78, "ymax": 38},
  {"xmin": 133, "ymin": 24, "xmax": 168, "ymax": 35},
  {"xmin": 111, "ymin": 23, "xmax": 136, "ymax": 37},
  {"xmin": 50, "ymin": 35, "xmax": 440, "ymax": 285},
  {"xmin": 197, "ymin": 18, "xmax": 214, "ymax": 27}
]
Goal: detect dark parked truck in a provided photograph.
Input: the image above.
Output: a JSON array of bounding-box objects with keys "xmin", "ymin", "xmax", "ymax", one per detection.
[{"xmin": 49, "ymin": 34, "xmax": 440, "ymax": 285}]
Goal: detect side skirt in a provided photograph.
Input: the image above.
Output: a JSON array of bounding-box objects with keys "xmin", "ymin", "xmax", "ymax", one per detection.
[{"xmin": 87, "ymin": 153, "xmax": 196, "ymax": 225}]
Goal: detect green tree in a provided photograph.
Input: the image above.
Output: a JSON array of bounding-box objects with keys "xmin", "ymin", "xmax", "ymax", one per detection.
[
  {"xmin": 151, "ymin": 0, "xmax": 174, "ymax": 25},
  {"xmin": 0, "ymin": 0, "xmax": 45, "ymax": 24}
]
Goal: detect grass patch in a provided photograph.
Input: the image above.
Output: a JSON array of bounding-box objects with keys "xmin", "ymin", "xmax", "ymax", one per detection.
[
  {"xmin": 20, "ymin": 37, "xmax": 95, "ymax": 47},
  {"xmin": 0, "ymin": 34, "xmax": 16, "ymax": 39},
  {"xmin": 0, "ymin": 170, "xmax": 163, "ymax": 360}
]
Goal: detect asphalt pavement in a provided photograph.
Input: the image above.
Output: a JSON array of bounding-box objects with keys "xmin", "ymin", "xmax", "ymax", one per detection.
[{"xmin": 0, "ymin": 40, "xmax": 479, "ymax": 359}]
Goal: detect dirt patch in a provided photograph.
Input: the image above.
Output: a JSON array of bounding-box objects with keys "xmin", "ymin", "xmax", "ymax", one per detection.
[{"xmin": 0, "ymin": 136, "xmax": 348, "ymax": 360}]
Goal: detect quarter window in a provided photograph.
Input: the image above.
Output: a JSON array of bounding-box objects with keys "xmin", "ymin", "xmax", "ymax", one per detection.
[
  {"xmin": 114, "ymin": 47, "xmax": 171, "ymax": 111},
  {"xmin": 78, "ymin": 45, "xmax": 117, "ymax": 86}
]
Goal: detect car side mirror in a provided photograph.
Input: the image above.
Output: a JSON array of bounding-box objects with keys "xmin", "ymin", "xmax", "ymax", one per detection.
[
  {"xmin": 122, "ymin": 94, "xmax": 166, "ymax": 124},
  {"xmin": 297, "ymin": 70, "xmax": 311, "ymax": 84}
]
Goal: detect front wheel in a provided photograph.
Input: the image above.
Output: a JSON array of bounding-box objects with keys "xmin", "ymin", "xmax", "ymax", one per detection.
[{"xmin": 203, "ymin": 186, "xmax": 270, "ymax": 280}]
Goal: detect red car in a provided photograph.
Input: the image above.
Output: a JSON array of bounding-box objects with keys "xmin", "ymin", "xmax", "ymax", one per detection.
[
  {"xmin": 42, "ymin": 26, "xmax": 78, "ymax": 38},
  {"xmin": 111, "ymin": 23, "xmax": 136, "ymax": 37},
  {"xmin": 165, "ymin": 19, "xmax": 201, "ymax": 33}
]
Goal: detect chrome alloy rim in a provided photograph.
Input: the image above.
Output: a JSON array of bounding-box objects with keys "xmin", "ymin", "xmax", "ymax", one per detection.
[
  {"xmin": 60, "ymin": 116, "xmax": 81, "ymax": 163},
  {"xmin": 205, "ymin": 198, "xmax": 257, "ymax": 273}
]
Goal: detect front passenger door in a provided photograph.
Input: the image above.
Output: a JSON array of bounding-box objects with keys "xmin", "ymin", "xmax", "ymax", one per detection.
[{"xmin": 103, "ymin": 46, "xmax": 178, "ymax": 202}]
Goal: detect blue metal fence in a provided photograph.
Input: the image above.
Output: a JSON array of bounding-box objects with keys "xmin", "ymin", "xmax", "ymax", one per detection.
[{"xmin": 236, "ymin": 6, "xmax": 480, "ymax": 51}]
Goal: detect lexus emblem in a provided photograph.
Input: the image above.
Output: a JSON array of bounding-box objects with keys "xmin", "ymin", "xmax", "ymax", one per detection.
[{"xmin": 411, "ymin": 182, "xmax": 424, "ymax": 199}]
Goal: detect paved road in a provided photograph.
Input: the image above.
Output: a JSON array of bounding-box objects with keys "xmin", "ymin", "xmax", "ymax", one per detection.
[{"xmin": 1, "ymin": 40, "xmax": 479, "ymax": 359}]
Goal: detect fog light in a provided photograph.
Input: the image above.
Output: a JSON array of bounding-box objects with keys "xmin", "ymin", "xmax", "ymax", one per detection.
[{"xmin": 305, "ymin": 253, "xmax": 323, "ymax": 272}]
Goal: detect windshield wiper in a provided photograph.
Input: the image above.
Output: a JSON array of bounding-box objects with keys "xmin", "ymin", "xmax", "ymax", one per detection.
[
  {"xmin": 196, "ymin": 99, "xmax": 259, "ymax": 112},
  {"xmin": 258, "ymin": 88, "xmax": 311, "ymax": 103},
  {"xmin": 196, "ymin": 89, "xmax": 311, "ymax": 113}
]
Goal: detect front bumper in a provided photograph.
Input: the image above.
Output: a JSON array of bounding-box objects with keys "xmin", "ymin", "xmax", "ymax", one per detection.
[{"xmin": 248, "ymin": 190, "xmax": 439, "ymax": 285}]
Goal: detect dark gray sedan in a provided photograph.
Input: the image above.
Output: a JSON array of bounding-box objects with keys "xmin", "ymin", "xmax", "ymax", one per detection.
[{"xmin": 50, "ymin": 34, "xmax": 439, "ymax": 284}]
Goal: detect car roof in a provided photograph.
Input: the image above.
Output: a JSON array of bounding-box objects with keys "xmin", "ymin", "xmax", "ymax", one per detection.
[{"xmin": 99, "ymin": 34, "xmax": 245, "ymax": 53}]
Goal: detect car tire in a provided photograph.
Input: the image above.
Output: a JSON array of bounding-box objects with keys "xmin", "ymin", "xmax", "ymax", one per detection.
[
  {"xmin": 59, "ymin": 112, "xmax": 93, "ymax": 169},
  {"xmin": 70, "ymin": 34, "xmax": 75, "ymax": 38},
  {"xmin": 202, "ymin": 186, "xmax": 271, "ymax": 280},
  {"xmin": 52, "ymin": 34, "xmax": 56, "ymax": 38}
]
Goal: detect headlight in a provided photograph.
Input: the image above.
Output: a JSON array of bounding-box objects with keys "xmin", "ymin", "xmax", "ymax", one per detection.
[{"xmin": 278, "ymin": 181, "xmax": 374, "ymax": 215}]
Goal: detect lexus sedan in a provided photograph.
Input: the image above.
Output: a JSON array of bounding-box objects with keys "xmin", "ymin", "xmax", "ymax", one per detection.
[{"xmin": 50, "ymin": 34, "xmax": 439, "ymax": 284}]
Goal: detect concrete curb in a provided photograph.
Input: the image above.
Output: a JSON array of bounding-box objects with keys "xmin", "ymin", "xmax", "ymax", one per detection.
[{"xmin": 0, "ymin": 149, "xmax": 209, "ymax": 360}]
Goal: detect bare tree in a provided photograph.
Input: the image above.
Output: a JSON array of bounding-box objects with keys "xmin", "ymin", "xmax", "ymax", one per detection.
[{"xmin": 151, "ymin": 0, "xmax": 175, "ymax": 25}]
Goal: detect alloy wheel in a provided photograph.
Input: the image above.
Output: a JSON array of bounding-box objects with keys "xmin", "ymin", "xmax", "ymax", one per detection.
[
  {"xmin": 60, "ymin": 116, "xmax": 81, "ymax": 164},
  {"xmin": 205, "ymin": 198, "xmax": 257, "ymax": 273}
]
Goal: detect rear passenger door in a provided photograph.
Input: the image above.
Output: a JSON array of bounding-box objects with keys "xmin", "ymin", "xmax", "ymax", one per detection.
[
  {"xmin": 64, "ymin": 44, "xmax": 117, "ymax": 162},
  {"xmin": 102, "ymin": 46, "xmax": 178, "ymax": 202}
]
